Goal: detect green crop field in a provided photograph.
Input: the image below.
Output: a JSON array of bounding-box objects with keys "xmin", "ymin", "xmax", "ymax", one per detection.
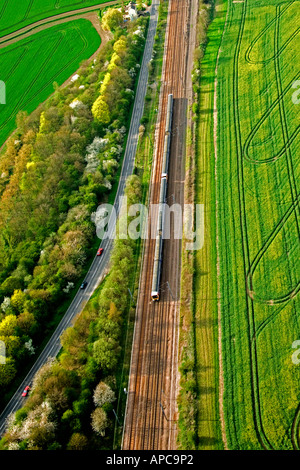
[
  {"xmin": 0, "ymin": 19, "xmax": 100, "ymax": 147},
  {"xmin": 0, "ymin": 0, "xmax": 110, "ymax": 147},
  {"xmin": 192, "ymin": 0, "xmax": 228, "ymax": 450},
  {"xmin": 0, "ymin": 0, "xmax": 109, "ymax": 37},
  {"xmin": 214, "ymin": 0, "xmax": 300, "ymax": 449}
]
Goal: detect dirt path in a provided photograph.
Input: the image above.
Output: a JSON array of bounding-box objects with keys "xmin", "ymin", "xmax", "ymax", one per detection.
[{"xmin": 213, "ymin": 0, "xmax": 230, "ymax": 451}]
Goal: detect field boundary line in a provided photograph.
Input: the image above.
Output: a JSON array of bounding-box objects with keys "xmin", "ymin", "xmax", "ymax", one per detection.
[{"xmin": 213, "ymin": 0, "xmax": 230, "ymax": 451}]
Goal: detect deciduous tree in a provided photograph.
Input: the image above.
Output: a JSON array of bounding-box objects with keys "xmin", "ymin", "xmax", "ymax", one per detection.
[
  {"xmin": 67, "ymin": 432, "xmax": 88, "ymax": 450},
  {"xmin": 101, "ymin": 9, "xmax": 123, "ymax": 32},
  {"xmin": 91, "ymin": 407, "xmax": 108, "ymax": 436},
  {"xmin": 91, "ymin": 97, "xmax": 110, "ymax": 124},
  {"xmin": 93, "ymin": 381, "xmax": 116, "ymax": 407}
]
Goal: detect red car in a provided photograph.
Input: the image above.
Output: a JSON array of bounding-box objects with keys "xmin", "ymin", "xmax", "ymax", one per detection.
[
  {"xmin": 22, "ymin": 386, "xmax": 30, "ymax": 397},
  {"xmin": 97, "ymin": 248, "xmax": 104, "ymax": 256}
]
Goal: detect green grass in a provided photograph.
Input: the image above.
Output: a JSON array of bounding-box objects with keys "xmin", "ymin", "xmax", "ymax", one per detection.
[
  {"xmin": 191, "ymin": 0, "xmax": 228, "ymax": 450},
  {"xmin": 0, "ymin": 19, "xmax": 100, "ymax": 147},
  {"xmin": 0, "ymin": 0, "xmax": 110, "ymax": 37},
  {"xmin": 215, "ymin": 0, "xmax": 300, "ymax": 449}
]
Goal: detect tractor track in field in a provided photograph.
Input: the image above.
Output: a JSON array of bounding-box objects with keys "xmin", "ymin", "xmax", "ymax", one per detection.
[
  {"xmin": 0, "ymin": 25, "xmax": 91, "ymax": 134},
  {"xmin": 242, "ymin": 72, "xmax": 300, "ymax": 165},
  {"xmin": 245, "ymin": 1, "xmax": 300, "ymax": 311},
  {"xmin": 0, "ymin": 0, "xmax": 9, "ymax": 23},
  {"xmin": 225, "ymin": 0, "xmax": 299, "ymax": 450},
  {"xmin": 246, "ymin": 196, "xmax": 300, "ymax": 305},
  {"xmin": 273, "ymin": 3, "xmax": 300, "ymax": 448},
  {"xmin": 0, "ymin": 9, "xmax": 109, "ymax": 52},
  {"xmin": 218, "ymin": 0, "xmax": 249, "ymax": 448},
  {"xmin": 244, "ymin": 1, "xmax": 299, "ymax": 304},
  {"xmin": 0, "ymin": 4, "xmax": 113, "ymax": 153},
  {"xmin": 1, "ymin": 48, "xmax": 27, "ymax": 82},
  {"xmin": 245, "ymin": 1, "xmax": 298, "ymax": 66},
  {"xmin": 0, "ymin": 34, "xmax": 66, "ymax": 132},
  {"xmin": 274, "ymin": 4, "xmax": 300, "ymax": 238},
  {"xmin": 24, "ymin": 0, "xmax": 35, "ymax": 22},
  {"xmin": 0, "ymin": 1, "xmax": 118, "ymax": 44},
  {"xmin": 231, "ymin": 0, "xmax": 273, "ymax": 450},
  {"xmin": 291, "ymin": 402, "xmax": 300, "ymax": 449}
]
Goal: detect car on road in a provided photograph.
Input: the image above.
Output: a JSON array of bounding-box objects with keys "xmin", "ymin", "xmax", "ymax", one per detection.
[
  {"xmin": 22, "ymin": 386, "xmax": 30, "ymax": 397},
  {"xmin": 80, "ymin": 281, "xmax": 88, "ymax": 290},
  {"xmin": 97, "ymin": 248, "xmax": 104, "ymax": 256}
]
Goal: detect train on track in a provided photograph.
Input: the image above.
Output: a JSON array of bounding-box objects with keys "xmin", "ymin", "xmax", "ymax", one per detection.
[{"xmin": 151, "ymin": 93, "xmax": 173, "ymax": 301}]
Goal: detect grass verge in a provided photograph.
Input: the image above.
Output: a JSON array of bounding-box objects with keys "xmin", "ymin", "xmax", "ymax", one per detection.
[{"xmin": 178, "ymin": 0, "xmax": 227, "ymax": 450}]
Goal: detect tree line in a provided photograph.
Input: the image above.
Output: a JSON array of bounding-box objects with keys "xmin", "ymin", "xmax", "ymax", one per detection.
[
  {"xmin": 0, "ymin": 173, "xmax": 142, "ymax": 450},
  {"xmin": 0, "ymin": 12, "xmax": 148, "ymax": 408}
]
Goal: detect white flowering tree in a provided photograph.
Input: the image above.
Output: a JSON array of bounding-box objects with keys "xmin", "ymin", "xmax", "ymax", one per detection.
[
  {"xmin": 93, "ymin": 381, "xmax": 116, "ymax": 407},
  {"xmin": 6, "ymin": 400, "xmax": 56, "ymax": 449},
  {"xmin": 63, "ymin": 282, "xmax": 75, "ymax": 293},
  {"xmin": 24, "ymin": 339, "xmax": 35, "ymax": 356},
  {"xmin": 85, "ymin": 137, "xmax": 109, "ymax": 173},
  {"xmin": 1, "ymin": 296, "xmax": 11, "ymax": 313}
]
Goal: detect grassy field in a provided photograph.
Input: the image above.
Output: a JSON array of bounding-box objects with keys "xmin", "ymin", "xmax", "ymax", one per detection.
[
  {"xmin": 192, "ymin": 0, "xmax": 228, "ymax": 450},
  {"xmin": 215, "ymin": 0, "xmax": 300, "ymax": 449},
  {"xmin": 0, "ymin": 0, "xmax": 109, "ymax": 37},
  {"xmin": 0, "ymin": 0, "xmax": 111, "ymax": 147},
  {"xmin": 0, "ymin": 19, "xmax": 100, "ymax": 147}
]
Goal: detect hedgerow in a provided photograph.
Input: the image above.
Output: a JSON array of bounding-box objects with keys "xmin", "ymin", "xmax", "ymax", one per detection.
[{"xmin": 0, "ymin": 14, "xmax": 148, "ymax": 407}]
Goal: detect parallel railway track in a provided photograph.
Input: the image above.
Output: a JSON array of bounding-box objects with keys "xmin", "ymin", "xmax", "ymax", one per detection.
[{"xmin": 122, "ymin": 0, "xmax": 194, "ymax": 450}]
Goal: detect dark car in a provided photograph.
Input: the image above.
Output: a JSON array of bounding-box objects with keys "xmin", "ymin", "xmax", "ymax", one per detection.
[
  {"xmin": 97, "ymin": 248, "xmax": 104, "ymax": 256},
  {"xmin": 22, "ymin": 386, "xmax": 30, "ymax": 397},
  {"xmin": 80, "ymin": 281, "xmax": 88, "ymax": 290}
]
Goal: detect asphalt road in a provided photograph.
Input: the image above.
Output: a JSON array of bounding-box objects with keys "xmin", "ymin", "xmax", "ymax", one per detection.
[{"xmin": 0, "ymin": 0, "xmax": 160, "ymax": 436}]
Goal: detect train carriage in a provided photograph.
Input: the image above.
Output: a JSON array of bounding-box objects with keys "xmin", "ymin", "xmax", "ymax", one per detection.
[
  {"xmin": 151, "ymin": 234, "xmax": 163, "ymax": 301},
  {"xmin": 151, "ymin": 94, "xmax": 173, "ymax": 301}
]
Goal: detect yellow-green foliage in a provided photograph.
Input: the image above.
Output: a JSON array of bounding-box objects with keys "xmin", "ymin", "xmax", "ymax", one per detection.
[
  {"xmin": 100, "ymin": 72, "xmax": 112, "ymax": 94},
  {"xmin": 107, "ymin": 53, "xmax": 121, "ymax": 72},
  {"xmin": 92, "ymin": 38, "xmax": 126, "ymax": 122},
  {"xmin": 39, "ymin": 112, "xmax": 46, "ymax": 134},
  {"xmin": 92, "ymin": 97, "xmax": 110, "ymax": 123},
  {"xmin": 101, "ymin": 8, "xmax": 123, "ymax": 32},
  {"xmin": 113, "ymin": 36, "xmax": 127, "ymax": 54}
]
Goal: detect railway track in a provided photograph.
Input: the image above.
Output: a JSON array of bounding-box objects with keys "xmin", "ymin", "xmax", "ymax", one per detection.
[{"xmin": 122, "ymin": 0, "xmax": 195, "ymax": 451}]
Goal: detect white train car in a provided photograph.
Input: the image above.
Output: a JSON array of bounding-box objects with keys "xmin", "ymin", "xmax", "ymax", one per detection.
[{"xmin": 151, "ymin": 94, "xmax": 173, "ymax": 301}]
